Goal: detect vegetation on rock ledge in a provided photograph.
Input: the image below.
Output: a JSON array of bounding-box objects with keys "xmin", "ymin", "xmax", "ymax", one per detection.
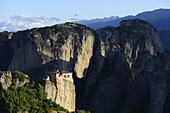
[
  {"xmin": 0, "ymin": 81, "xmax": 68, "ymax": 113},
  {"xmin": 14, "ymin": 70, "xmax": 29, "ymax": 82},
  {"xmin": 0, "ymin": 70, "xmax": 91, "ymax": 113}
]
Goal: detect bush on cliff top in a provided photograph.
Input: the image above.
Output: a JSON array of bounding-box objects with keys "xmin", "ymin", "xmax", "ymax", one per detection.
[{"xmin": 14, "ymin": 70, "xmax": 28, "ymax": 82}]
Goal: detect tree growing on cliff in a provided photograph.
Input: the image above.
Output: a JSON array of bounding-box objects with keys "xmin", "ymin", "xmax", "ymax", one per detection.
[{"xmin": 0, "ymin": 76, "xmax": 68, "ymax": 113}]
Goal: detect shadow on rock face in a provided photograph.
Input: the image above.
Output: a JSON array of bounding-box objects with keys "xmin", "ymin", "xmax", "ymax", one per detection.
[{"xmin": 27, "ymin": 58, "xmax": 75, "ymax": 83}]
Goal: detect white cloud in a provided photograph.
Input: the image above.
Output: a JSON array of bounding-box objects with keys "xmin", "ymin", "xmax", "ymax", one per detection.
[
  {"xmin": 11, "ymin": 14, "xmax": 46, "ymax": 23},
  {"xmin": 0, "ymin": 21, "xmax": 45, "ymax": 32},
  {"xmin": 1, "ymin": 27, "xmax": 6, "ymax": 30},
  {"xmin": 0, "ymin": 21, "xmax": 19, "ymax": 31},
  {"xmin": 11, "ymin": 14, "xmax": 60, "ymax": 23},
  {"xmin": 0, "ymin": 14, "xmax": 60, "ymax": 32}
]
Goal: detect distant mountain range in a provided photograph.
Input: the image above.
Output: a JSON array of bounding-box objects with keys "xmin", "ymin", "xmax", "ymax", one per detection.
[
  {"xmin": 74, "ymin": 8, "xmax": 170, "ymax": 50},
  {"xmin": 74, "ymin": 16, "xmax": 119, "ymax": 25},
  {"xmin": 75, "ymin": 9, "xmax": 170, "ymax": 31}
]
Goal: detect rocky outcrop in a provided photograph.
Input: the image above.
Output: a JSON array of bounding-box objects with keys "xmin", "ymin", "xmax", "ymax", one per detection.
[
  {"xmin": 45, "ymin": 71, "xmax": 75, "ymax": 112},
  {"xmin": 0, "ymin": 19, "xmax": 169, "ymax": 113},
  {"xmin": 119, "ymin": 50, "xmax": 170, "ymax": 113},
  {"xmin": 0, "ymin": 71, "xmax": 30, "ymax": 89},
  {"xmin": 0, "ymin": 71, "xmax": 12, "ymax": 89},
  {"xmin": 4, "ymin": 23, "xmax": 97, "ymax": 80},
  {"xmin": 15, "ymin": 75, "xmax": 30, "ymax": 88},
  {"xmin": 83, "ymin": 47, "xmax": 131, "ymax": 113},
  {"xmin": 77, "ymin": 19, "xmax": 165, "ymax": 113},
  {"xmin": 101, "ymin": 19, "xmax": 163, "ymax": 68},
  {"xmin": 0, "ymin": 22, "xmax": 96, "ymax": 112}
]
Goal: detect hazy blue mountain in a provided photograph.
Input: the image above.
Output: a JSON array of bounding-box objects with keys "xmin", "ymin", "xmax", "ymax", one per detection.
[
  {"xmin": 136, "ymin": 9, "xmax": 170, "ymax": 30},
  {"xmin": 159, "ymin": 30, "xmax": 170, "ymax": 50},
  {"xmin": 83, "ymin": 15, "xmax": 135, "ymax": 30},
  {"xmin": 76, "ymin": 9, "xmax": 170, "ymax": 30},
  {"xmin": 74, "ymin": 16, "xmax": 119, "ymax": 25}
]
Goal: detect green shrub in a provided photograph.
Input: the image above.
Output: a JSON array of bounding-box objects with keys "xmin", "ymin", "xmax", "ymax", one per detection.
[
  {"xmin": 0, "ymin": 81, "xmax": 69, "ymax": 113},
  {"xmin": 76, "ymin": 109, "xmax": 91, "ymax": 113},
  {"xmin": 14, "ymin": 71, "xmax": 27, "ymax": 82},
  {"xmin": 5, "ymin": 74, "xmax": 12, "ymax": 79},
  {"xmin": 0, "ymin": 71, "xmax": 12, "ymax": 79}
]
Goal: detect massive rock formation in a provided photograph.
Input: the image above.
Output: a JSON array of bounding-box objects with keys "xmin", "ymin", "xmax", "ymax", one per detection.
[
  {"xmin": 82, "ymin": 46, "xmax": 131, "ymax": 113},
  {"xmin": 120, "ymin": 50, "xmax": 170, "ymax": 113},
  {"xmin": 0, "ymin": 22, "xmax": 97, "ymax": 112},
  {"xmin": 0, "ymin": 23, "xmax": 97, "ymax": 81},
  {"xmin": 0, "ymin": 19, "xmax": 169, "ymax": 113},
  {"xmin": 77, "ymin": 19, "xmax": 165, "ymax": 113},
  {"xmin": 101, "ymin": 19, "xmax": 163, "ymax": 68},
  {"xmin": 45, "ymin": 71, "xmax": 75, "ymax": 112}
]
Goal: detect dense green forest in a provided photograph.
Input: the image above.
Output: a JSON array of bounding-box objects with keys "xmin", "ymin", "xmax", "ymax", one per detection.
[
  {"xmin": 0, "ymin": 82, "xmax": 68, "ymax": 113},
  {"xmin": 0, "ymin": 71, "xmax": 68, "ymax": 113},
  {"xmin": 0, "ymin": 71, "xmax": 90, "ymax": 113}
]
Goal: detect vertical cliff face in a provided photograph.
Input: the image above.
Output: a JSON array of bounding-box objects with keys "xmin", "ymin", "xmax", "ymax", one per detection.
[
  {"xmin": 0, "ymin": 23, "xmax": 96, "ymax": 112},
  {"xmin": 9, "ymin": 42, "xmax": 43, "ymax": 73},
  {"xmin": 6, "ymin": 23, "xmax": 97, "ymax": 80},
  {"xmin": 0, "ymin": 32, "xmax": 13, "ymax": 70},
  {"xmin": 77, "ymin": 19, "xmax": 164, "ymax": 113},
  {"xmin": 146, "ymin": 51, "xmax": 170, "ymax": 113},
  {"xmin": 120, "ymin": 50, "xmax": 170, "ymax": 113},
  {"xmin": 101, "ymin": 19, "xmax": 163, "ymax": 68},
  {"xmin": 45, "ymin": 72, "xmax": 75, "ymax": 112},
  {"xmin": 54, "ymin": 77, "xmax": 75, "ymax": 112},
  {"xmin": 147, "ymin": 72, "xmax": 168, "ymax": 113},
  {"xmin": 74, "ymin": 32, "xmax": 96, "ymax": 78},
  {"xmin": 1, "ymin": 19, "xmax": 169, "ymax": 113},
  {"xmin": 83, "ymin": 47, "xmax": 131, "ymax": 113}
]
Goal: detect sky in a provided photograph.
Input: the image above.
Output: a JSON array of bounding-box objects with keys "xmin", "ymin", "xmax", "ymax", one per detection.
[{"xmin": 0, "ymin": 0, "xmax": 170, "ymax": 32}]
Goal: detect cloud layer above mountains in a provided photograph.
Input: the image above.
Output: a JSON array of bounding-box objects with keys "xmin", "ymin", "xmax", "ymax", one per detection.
[{"xmin": 0, "ymin": 14, "xmax": 60, "ymax": 32}]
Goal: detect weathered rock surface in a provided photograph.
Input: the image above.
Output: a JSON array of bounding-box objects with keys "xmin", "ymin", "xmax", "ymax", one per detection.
[
  {"xmin": 77, "ymin": 19, "xmax": 166, "ymax": 113},
  {"xmin": 83, "ymin": 47, "xmax": 131, "ymax": 113},
  {"xmin": 147, "ymin": 72, "xmax": 168, "ymax": 113},
  {"xmin": 101, "ymin": 19, "xmax": 163, "ymax": 68},
  {"xmin": 0, "ymin": 19, "xmax": 169, "ymax": 113},
  {"xmin": 0, "ymin": 32, "xmax": 13, "ymax": 70},
  {"xmin": 0, "ymin": 22, "xmax": 97, "ymax": 112},
  {"xmin": 2, "ymin": 23, "xmax": 97, "ymax": 80},
  {"xmin": 45, "ymin": 73, "xmax": 75, "ymax": 112},
  {"xmin": 0, "ymin": 71, "xmax": 30, "ymax": 89},
  {"xmin": 15, "ymin": 75, "xmax": 30, "ymax": 88},
  {"xmin": 120, "ymin": 50, "xmax": 170, "ymax": 113},
  {"xmin": 0, "ymin": 71, "xmax": 12, "ymax": 89}
]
